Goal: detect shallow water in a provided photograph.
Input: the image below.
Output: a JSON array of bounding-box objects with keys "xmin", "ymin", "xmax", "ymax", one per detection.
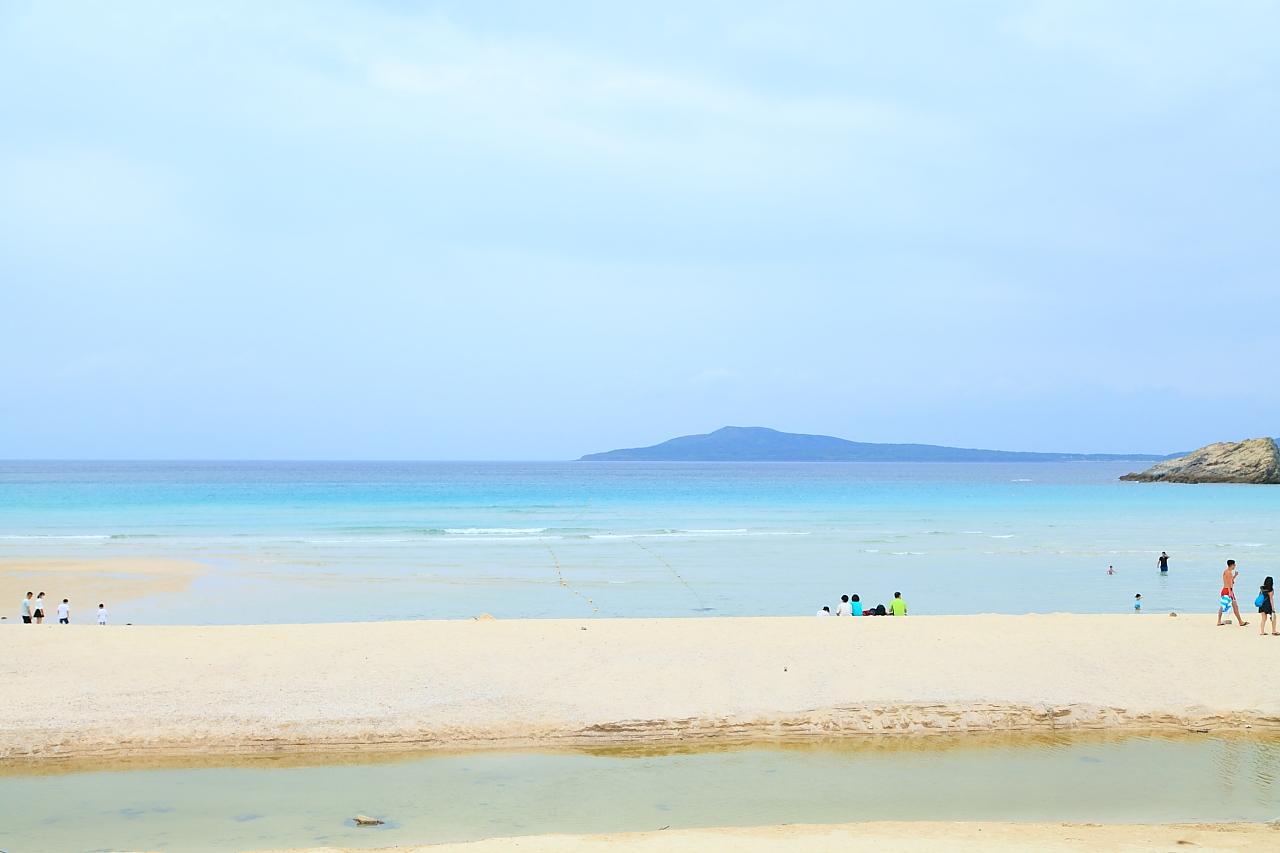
[
  {"xmin": 1, "ymin": 734, "xmax": 1278, "ymax": 852},
  {"xmin": 3, "ymin": 461, "xmax": 1279, "ymax": 623}
]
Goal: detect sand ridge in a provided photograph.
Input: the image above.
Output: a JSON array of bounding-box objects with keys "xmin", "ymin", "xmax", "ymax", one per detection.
[{"xmin": 253, "ymin": 821, "xmax": 1280, "ymax": 852}]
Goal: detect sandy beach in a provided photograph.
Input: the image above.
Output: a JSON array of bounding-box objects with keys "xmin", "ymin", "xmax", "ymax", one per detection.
[
  {"xmin": 0, "ymin": 557, "xmax": 206, "ymax": 619},
  {"xmin": 256, "ymin": 821, "xmax": 1280, "ymax": 852},
  {"xmin": 2, "ymin": 614, "xmax": 1278, "ymax": 762}
]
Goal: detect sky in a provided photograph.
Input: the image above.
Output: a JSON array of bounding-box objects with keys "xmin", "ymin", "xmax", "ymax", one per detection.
[{"xmin": 2, "ymin": 1, "xmax": 1277, "ymax": 459}]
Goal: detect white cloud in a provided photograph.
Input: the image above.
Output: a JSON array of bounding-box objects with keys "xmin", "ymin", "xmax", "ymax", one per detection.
[{"xmin": 276, "ymin": 12, "xmax": 936, "ymax": 184}]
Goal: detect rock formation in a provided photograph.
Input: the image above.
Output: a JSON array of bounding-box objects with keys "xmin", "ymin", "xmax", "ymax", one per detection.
[{"xmin": 1121, "ymin": 438, "xmax": 1280, "ymax": 484}]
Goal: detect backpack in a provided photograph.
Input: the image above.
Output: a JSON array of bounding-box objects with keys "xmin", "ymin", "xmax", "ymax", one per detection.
[{"xmin": 1256, "ymin": 591, "xmax": 1268, "ymax": 608}]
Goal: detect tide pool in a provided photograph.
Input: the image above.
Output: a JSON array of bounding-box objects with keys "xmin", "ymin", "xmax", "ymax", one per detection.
[{"xmin": 2, "ymin": 734, "xmax": 1278, "ymax": 852}]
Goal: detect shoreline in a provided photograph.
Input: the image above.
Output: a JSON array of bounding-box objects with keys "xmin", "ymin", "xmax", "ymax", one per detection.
[
  {"xmin": 3, "ymin": 614, "xmax": 1278, "ymax": 762},
  {"xmin": 3, "ymin": 727, "xmax": 1275, "ymax": 776},
  {"xmin": 251, "ymin": 821, "xmax": 1280, "ymax": 852}
]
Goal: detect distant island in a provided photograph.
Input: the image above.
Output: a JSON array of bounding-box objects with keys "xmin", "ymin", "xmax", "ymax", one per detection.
[{"xmin": 579, "ymin": 426, "xmax": 1175, "ymax": 463}]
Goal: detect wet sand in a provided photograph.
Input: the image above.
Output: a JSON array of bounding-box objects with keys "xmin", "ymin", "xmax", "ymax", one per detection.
[
  {"xmin": 258, "ymin": 821, "xmax": 1280, "ymax": 852},
  {"xmin": 2, "ymin": 614, "xmax": 1278, "ymax": 762},
  {"xmin": 0, "ymin": 557, "xmax": 206, "ymax": 620}
]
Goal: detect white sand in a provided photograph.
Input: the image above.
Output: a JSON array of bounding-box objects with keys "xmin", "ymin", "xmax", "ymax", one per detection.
[
  {"xmin": 257, "ymin": 821, "xmax": 1280, "ymax": 852},
  {"xmin": 2, "ymin": 613, "xmax": 1278, "ymax": 761}
]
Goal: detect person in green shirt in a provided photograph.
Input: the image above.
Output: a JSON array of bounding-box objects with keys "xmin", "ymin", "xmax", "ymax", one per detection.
[{"xmin": 889, "ymin": 591, "xmax": 907, "ymax": 616}]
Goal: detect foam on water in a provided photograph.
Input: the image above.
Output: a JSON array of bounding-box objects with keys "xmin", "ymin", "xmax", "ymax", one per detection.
[{"xmin": 3, "ymin": 460, "xmax": 1280, "ymax": 624}]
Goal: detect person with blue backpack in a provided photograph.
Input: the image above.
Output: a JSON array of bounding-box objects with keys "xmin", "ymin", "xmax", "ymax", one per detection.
[{"xmin": 1256, "ymin": 577, "xmax": 1276, "ymax": 636}]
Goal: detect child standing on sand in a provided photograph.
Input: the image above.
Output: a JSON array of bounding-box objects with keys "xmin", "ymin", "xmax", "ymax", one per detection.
[
  {"xmin": 57, "ymin": 598, "xmax": 70, "ymax": 624},
  {"xmin": 1134, "ymin": 594, "xmax": 1141, "ymax": 612},
  {"xmin": 97, "ymin": 603, "xmax": 108, "ymax": 625}
]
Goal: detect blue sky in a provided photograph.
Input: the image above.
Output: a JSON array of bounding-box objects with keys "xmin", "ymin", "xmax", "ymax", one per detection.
[{"xmin": 2, "ymin": 1, "xmax": 1277, "ymax": 459}]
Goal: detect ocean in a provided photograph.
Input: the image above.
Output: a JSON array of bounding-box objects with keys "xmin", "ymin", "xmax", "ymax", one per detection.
[{"xmin": 2, "ymin": 460, "xmax": 1278, "ymax": 624}]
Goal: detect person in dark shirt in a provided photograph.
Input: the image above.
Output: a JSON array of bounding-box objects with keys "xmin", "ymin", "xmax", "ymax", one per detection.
[
  {"xmin": 1158, "ymin": 552, "xmax": 1169, "ymax": 573},
  {"xmin": 1258, "ymin": 577, "xmax": 1276, "ymax": 636}
]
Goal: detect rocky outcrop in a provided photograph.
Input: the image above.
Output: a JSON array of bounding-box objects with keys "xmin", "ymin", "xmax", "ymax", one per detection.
[{"xmin": 1121, "ymin": 438, "xmax": 1280, "ymax": 484}]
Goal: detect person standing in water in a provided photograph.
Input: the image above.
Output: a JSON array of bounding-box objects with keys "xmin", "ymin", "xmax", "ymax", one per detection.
[
  {"xmin": 1218, "ymin": 559, "xmax": 1248, "ymax": 627},
  {"xmin": 1257, "ymin": 577, "xmax": 1276, "ymax": 636},
  {"xmin": 1158, "ymin": 552, "xmax": 1169, "ymax": 573}
]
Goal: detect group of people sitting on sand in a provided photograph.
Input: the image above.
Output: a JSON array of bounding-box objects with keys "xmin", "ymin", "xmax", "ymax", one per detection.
[
  {"xmin": 18, "ymin": 592, "xmax": 108, "ymax": 625},
  {"xmin": 816, "ymin": 591, "xmax": 907, "ymax": 617}
]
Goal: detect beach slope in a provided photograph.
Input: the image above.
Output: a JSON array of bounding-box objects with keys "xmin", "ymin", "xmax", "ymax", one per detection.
[{"xmin": 2, "ymin": 615, "xmax": 1278, "ymax": 761}]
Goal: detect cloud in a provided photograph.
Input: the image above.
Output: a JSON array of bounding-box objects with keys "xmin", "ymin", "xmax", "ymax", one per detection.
[
  {"xmin": 311, "ymin": 15, "xmax": 931, "ymax": 185},
  {"xmin": 1006, "ymin": 0, "xmax": 1280, "ymax": 98}
]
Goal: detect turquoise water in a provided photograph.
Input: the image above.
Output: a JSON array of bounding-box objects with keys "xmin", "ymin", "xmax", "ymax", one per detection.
[
  {"xmin": 1, "ymin": 735, "xmax": 1278, "ymax": 852},
  {"xmin": 3, "ymin": 461, "xmax": 1279, "ymax": 624}
]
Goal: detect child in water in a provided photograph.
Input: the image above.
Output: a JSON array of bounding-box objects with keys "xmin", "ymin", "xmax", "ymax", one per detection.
[{"xmin": 1133, "ymin": 593, "xmax": 1141, "ymax": 612}]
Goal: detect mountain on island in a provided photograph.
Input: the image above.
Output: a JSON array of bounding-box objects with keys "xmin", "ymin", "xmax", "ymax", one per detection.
[
  {"xmin": 579, "ymin": 426, "xmax": 1174, "ymax": 463},
  {"xmin": 1121, "ymin": 437, "xmax": 1280, "ymax": 484}
]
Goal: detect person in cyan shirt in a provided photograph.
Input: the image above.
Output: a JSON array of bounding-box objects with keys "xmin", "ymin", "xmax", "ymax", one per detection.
[
  {"xmin": 850, "ymin": 594, "xmax": 863, "ymax": 616},
  {"xmin": 889, "ymin": 592, "xmax": 908, "ymax": 616}
]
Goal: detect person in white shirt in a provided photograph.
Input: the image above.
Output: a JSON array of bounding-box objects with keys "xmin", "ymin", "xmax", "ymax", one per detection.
[
  {"xmin": 33, "ymin": 592, "xmax": 46, "ymax": 624},
  {"xmin": 835, "ymin": 594, "xmax": 852, "ymax": 617},
  {"xmin": 816, "ymin": 606, "xmax": 832, "ymax": 617},
  {"xmin": 97, "ymin": 603, "xmax": 108, "ymax": 625},
  {"xmin": 57, "ymin": 598, "xmax": 70, "ymax": 624},
  {"xmin": 20, "ymin": 592, "xmax": 33, "ymax": 624}
]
